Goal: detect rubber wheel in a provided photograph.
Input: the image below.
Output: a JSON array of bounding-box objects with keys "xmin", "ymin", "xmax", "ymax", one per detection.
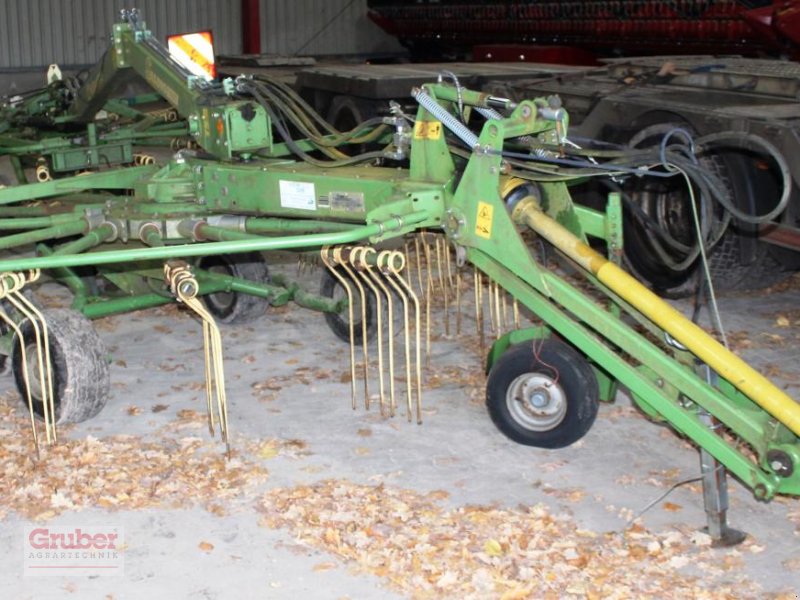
[
  {"xmin": 320, "ymin": 267, "xmax": 376, "ymax": 344},
  {"xmin": 326, "ymin": 95, "xmax": 378, "ymax": 154},
  {"xmin": 707, "ymin": 232, "xmax": 790, "ymax": 291},
  {"xmin": 12, "ymin": 308, "xmax": 110, "ymax": 424},
  {"xmin": 0, "ymin": 318, "xmax": 10, "ymax": 376},
  {"xmin": 198, "ymin": 252, "xmax": 270, "ymax": 324},
  {"xmin": 486, "ymin": 340, "xmax": 599, "ymax": 449}
]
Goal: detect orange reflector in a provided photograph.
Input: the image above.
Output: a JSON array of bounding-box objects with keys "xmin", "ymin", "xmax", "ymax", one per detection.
[
  {"xmin": 167, "ymin": 30, "xmax": 217, "ymax": 81},
  {"xmin": 216, "ymin": 118, "xmax": 224, "ymax": 136}
]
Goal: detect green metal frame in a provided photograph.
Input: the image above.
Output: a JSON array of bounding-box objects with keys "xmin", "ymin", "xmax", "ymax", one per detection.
[{"xmin": 0, "ymin": 16, "xmax": 796, "ymax": 501}]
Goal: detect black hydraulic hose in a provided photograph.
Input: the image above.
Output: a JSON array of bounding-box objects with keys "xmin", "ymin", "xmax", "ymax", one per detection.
[
  {"xmin": 252, "ymin": 75, "xmax": 339, "ymax": 136},
  {"xmin": 250, "ymin": 88, "xmax": 386, "ymax": 167},
  {"xmin": 248, "ymin": 85, "xmax": 349, "ymax": 161},
  {"xmin": 695, "ymin": 131, "xmax": 792, "ymax": 224},
  {"xmin": 248, "ymin": 80, "xmax": 388, "ymax": 149}
]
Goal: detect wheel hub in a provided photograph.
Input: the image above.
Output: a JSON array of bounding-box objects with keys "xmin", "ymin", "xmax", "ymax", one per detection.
[{"xmin": 506, "ymin": 373, "xmax": 567, "ymax": 432}]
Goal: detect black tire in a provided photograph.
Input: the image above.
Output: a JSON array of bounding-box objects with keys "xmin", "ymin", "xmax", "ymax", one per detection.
[
  {"xmin": 707, "ymin": 232, "xmax": 790, "ymax": 291},
  {"xmin": 326, "ymin": 96, "xmax": 375, "ymax": 133},
  {"xmin": 198, "ymin": 252, "xmax": 270, "ymax": 324},
  {"xmin": 622, "ymin": 122, "xmax": 721, "ymax": 297},
  {"xmin": 326, "ymin": 95, "xmax": 379, "ymax": 154},
  {"xmin": 320, "ymin": 267, "xmax": 376, "ymax": 344},
  {"xmin": 486, "ymin": 340, "xmax": 599, "ymax": 449},
  {"xmin": 705, "ymin": 151, "xmax": 794, "ymax": 291},
  {"xmin": 12, "ymin": 308, "xmax": 110, "ymax": 424},
  {"xmin": 0, "ymin": 318, "xmax": 10, "ymax": 376}
]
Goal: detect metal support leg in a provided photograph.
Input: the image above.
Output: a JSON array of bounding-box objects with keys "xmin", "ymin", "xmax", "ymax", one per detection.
[
  {"xmin": 699, "ymin": 444, "xmax": 744, "ymax": 546},
  {"xmin": 699, "ymin": 365, "xmax": 746, "ymax": 546}
]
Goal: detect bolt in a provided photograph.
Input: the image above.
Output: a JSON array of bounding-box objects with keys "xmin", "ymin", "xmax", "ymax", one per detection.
[{"xmin": 753, "ymin": 483, "xmax": 768, "ymax": 500}]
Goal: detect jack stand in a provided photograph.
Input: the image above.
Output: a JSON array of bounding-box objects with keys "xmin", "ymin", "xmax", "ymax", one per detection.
[
  {"xmin": 698, "ymin": 364, "xmax": 746, "ymax": 546},
  {"xmin": 699, "ymin": 444, "xmax": 746, "ymax": 547}
]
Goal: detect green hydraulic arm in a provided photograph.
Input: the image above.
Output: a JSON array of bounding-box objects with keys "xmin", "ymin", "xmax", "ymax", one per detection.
[{"xmin": 64, "ymin": 10, "xmax": 270, "ymax": 160}]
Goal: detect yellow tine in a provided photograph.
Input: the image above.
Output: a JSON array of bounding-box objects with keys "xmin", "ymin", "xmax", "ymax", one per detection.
[
  {"xmin": 12, "ymin": 289, "xmax": 57, "ymax": 443},
  {"xmin": 0, "ymin": 303, "xmax": 39, "ymax": 457},
  {"xmin": 380, "ymin": 250, "xmax": 412, "ymax": 419},
  {"xmin": 322, "ymin": 246, "xmax": 358, "ymax": 410},
  {"xmin": 202, "ymin": 321, "xmax": 216, "ymax": 435},
  {"xmin": 435, "ymin": 237, "xmax": 449, "ymax": 336},
  {"xmin": 338, "ymin": 248, "xmax": 371, "ymax": 409},
  {"xmin": 363, "ymin": 248, "xmax": 395, "ymax": 417},
  {"xmin": 487, "ymin": 279, "xmax": 496, "ymax": 336},
  {"xmin": 422, "ymin": 237, "xmax": 433, "ymax": 364},
  {"xmin": 501, "ymin": 291, "xmax": 508, "ymax": 332},
  {"xmin": 5, "ymin": 283, "xmax": 54, "ymax": 443},
  {"xmin": 352, "ymin": 247, "xmax": 385, "ymax": 413},
  {"xmin": 387, "ymin": 254, "xmax": 423, "ymax": 424},
  {"xmin": 494, "ymin": 281, "xmax": 502, "ymax": 340},
  {"xmin": 413, "ymin": 235, "xmax": 424, "ymax": 294},
  {"xmin": 455, "ymin": 266, "xmax": 462, "ymax": 336}
]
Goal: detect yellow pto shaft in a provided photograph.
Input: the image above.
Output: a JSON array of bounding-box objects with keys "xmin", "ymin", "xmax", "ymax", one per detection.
[{"xmin": 513, "ymin": 199, "xmax": 800, "ymax": 437}]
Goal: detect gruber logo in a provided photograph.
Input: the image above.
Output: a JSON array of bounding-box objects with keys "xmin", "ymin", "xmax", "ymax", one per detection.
[
  {"xmin": 28, "ymin": 528, "xmax": 118, "ymax": 550},
  {"xmin": 24, "ymin": 525, "xmax": 124, "ymax": 576}
]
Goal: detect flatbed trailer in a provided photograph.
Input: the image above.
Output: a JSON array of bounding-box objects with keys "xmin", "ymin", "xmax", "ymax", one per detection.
[{"xmin": 269, "ymin": 56, "xmax": 800, "ymax": 295}]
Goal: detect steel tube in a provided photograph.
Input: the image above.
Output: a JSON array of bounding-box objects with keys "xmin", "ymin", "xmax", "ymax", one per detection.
[
  {"xmin": 0, "ymin": 220, "xmax": 87, "ymax": 251},
  {"xmin": 514, "ymin": 199, "xmax": 800, "ymax": 437},
  {"xmin": 51, "ymin": 223, "xmax": 116, "ymax": 255},
  {"xmin": 0, "ymin": 212, "xmax": 430, "ymax": 272},
  {"xmin": 245, "ymin": 217, "xmax": 355, "ymax": 234},
  {"xmin": 0, "ymin": 215, "xmax": 78, "ymax": 230}
]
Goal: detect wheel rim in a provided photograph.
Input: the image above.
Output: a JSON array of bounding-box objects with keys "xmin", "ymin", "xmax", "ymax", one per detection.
[
  {"xmin": 205, "ymin": 263, "xmax": 236, "ymax": 313},
  {"xmin": 506, "ymin": 373, "xmax": 567, "ymax": 432}
]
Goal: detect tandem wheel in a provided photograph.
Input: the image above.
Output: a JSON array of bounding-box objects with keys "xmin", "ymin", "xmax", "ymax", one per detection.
[{"xmin": 198, "ymin": 252, "xmax": 271, "ymax": 324}]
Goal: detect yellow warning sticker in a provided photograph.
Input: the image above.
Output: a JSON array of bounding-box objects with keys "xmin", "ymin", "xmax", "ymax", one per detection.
[
  {"xmin": 413, "ymin": 120, "xmax": 442, "ymax": 140},
  {"xmin": 475, "ymin": 201, "xmax": 494, "ymax": 239}
]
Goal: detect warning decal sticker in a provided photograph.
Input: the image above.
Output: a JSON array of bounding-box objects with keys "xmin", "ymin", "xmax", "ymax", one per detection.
[{"xmin": 475, "ymin": 201, "xmax": 493, "ymax": 239}]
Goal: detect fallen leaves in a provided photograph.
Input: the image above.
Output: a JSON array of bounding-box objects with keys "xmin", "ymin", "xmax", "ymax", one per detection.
[
  {"xmin": 198, "ymin": 541, "xmax": 215, "ymax": 553},
  {"xmin": 258, "ymin": 479, "xmax": 762, "ymax": 599},
  {"xmin": 0, "ymin": 395, "xmax": 269, "ymax": 521}
]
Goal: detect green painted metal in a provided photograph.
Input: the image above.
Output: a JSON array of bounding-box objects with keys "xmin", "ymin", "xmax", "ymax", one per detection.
[
  {"xmin": 246, "ymin": 217, "xmax": 356, "ymax": 234},
  {"xmin": 470, "ymin": 250, "xmax": 785, "ymax": 498},
  {"xmin": 268, "ymin": 273, "xmax": 342, "ymax": 313},
  {"xmin": 0, "ymin": 214, "xmax": 78, "ymax": 229},
  {"xmin": 0, "ymin": 166, "xmax": 157, "ymax": 205},
  {"xmin": 0, "ymin": 220, "xmax": 86, "ymax": 251},
  {"xmin": 485, "ymin": 326, "xmax": 551, "ymax": 374},
  {"xmin": 0, "ymin": 16, "xmax": 795, "ymax": 504},
  {"xmin": 36, "ymin": 245, "xmax": 90, "ymax": 308},
  {"xmin": 0, "ymin": 212, "xmax": 433, "ymax": 272}
]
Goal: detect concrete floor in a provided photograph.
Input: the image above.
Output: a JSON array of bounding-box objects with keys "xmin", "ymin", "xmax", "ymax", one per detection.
[{"xmin": 1, "ymin": 259, "xmax": 799, "ymax": 599}]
